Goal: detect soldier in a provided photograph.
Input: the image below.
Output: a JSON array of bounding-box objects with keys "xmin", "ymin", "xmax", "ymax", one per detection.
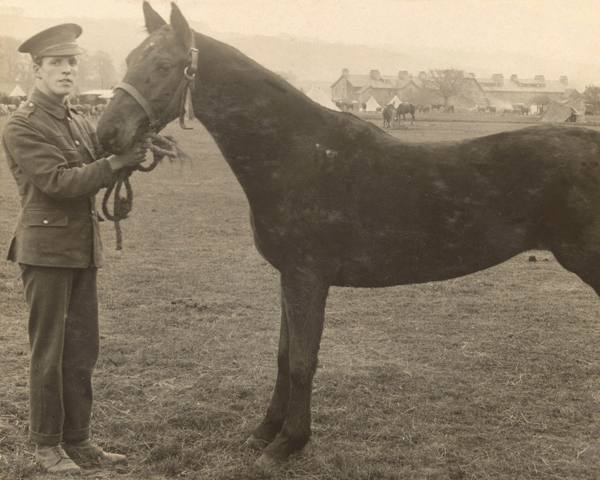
[{"xmin": 2, "ymin": 24, "xmax": 147, "ymax": 474}]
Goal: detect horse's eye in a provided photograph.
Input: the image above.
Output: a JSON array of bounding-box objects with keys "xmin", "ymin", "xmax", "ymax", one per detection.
[{"xmin": 159, "ymin": 63, "xmax": 172, "ymax": 72}]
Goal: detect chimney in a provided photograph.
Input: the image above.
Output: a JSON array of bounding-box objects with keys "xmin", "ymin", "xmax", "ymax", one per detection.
[
  {"xmin": 510, "ymin": 74, "xmax": 518, "ymax": 81},
  {"xmin": 342, "ymin": 68, "xmax": 349, "ymax": 78},
  {"xmin": 397, "ymin": 70, "xmax": 409, "ymax": 80},
  {"xmin": 418, "ymin": 71, "xmax": 427, "ymax": 79},
  {"xmin": 534, "ymin": 75, "xmax": 545, "ymax": 82},
  {"xmin": 560, "ymin": 75, "xmax": 568, "ymax": 85},
  {"xmin": 492, "ymin": 74, "xmax": 504, "ymax": 85},
  {"xmin": 467, "ymin": 72, "xmax": 475, "ymax": 78},
  {"xmin": 370, "ymin": 70, "xmax": 381, "ymax": 81}
]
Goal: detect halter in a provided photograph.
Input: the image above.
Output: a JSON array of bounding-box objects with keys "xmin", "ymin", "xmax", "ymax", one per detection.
[{"xmin": 115, "ymin": 29, "xmax": 198, "ymax": 131}]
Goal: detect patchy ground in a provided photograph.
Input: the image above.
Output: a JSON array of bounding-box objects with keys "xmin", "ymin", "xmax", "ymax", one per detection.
[{"xmin": 2, "ymin": 114, "xmax": 600, "ymax": 479}]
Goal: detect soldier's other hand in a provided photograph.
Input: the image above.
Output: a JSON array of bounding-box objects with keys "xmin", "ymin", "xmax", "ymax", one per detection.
[{"xmin": 107, "ymin": 141, "xmax": 148, "ymax": 171}]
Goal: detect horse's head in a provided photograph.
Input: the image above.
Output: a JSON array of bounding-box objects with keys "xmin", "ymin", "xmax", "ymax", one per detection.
[{"xmin": 97, "ymin": 2, "xmax": 194, "ymax": 154}]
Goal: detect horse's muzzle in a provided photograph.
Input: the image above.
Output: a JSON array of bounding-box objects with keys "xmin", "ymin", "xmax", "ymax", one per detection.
[{"xmin": 97, "ymin": 89, "xmax": 149, "ymax": 155}]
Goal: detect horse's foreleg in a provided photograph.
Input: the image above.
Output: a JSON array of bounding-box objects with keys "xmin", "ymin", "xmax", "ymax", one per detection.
[
  {"xmin": 552, "ymin": 242, "xmax": 600, "ymax": 297},
  {"xmin": 247, "ymin": 296, "xmax": 290, "ymax": 449},
  {"xmin": 257, "ymin": 268, "xmax": 329, "ymax": 466}
]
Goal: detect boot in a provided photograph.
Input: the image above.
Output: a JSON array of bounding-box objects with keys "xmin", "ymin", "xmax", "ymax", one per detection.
[
  {"xmin": 63, "ymin": 439, "xmax": 127, "ymax": 467},
  {"xmin": 35, "ymin": 444, "xmax": 81, "ymax": 474}
]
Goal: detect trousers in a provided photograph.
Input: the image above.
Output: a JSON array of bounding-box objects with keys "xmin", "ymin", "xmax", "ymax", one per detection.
[{"xmin": 20, "ymin": 264, "xmax": 99, "ymax": 445}]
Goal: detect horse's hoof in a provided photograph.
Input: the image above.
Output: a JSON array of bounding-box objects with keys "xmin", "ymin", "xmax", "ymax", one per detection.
[
  {"xmin": 255, "ymin": 452, "xmax": 278, "ymax": 469},
  {"xmin": 245, "ymin": 434, "xmax": 269, "ymax": 451}
]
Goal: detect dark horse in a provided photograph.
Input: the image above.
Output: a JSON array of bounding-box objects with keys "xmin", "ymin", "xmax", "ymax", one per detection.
[
  {"xmin": 396, "ymin": 102, "xmax": 416, "ymax": 125},
  {"xmin": 98, "ymin": 1, "xmax": 600, "ymax": 467},
  {"xmin": 382, "ymin": 104, "xmax": 394, "ymax": 128}
]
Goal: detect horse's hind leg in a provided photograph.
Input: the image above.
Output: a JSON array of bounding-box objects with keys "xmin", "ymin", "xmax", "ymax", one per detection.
[
  {"xmin": 246, "ymin": 295, "xmax": 290, "ymax": 449},
  {"xmin": 257, "ymin": 267, "xmax": 329, "ymax": 465}
]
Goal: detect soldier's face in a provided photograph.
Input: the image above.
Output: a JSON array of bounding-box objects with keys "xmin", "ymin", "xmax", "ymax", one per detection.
[{"xmin": 34, "ymin": 56, "xmax": 79, "ymax": 101}]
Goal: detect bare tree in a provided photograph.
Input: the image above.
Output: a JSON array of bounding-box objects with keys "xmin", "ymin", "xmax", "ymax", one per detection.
[
  {"xmin": 93, "ymin": 51, "xmax": 118, "ymax": 90},
  {"xmin": 79, "ymin": 50, "xmax": 118, "ymax": 91},
  {"xmin": 427, "ymin": 69, "xmax": 469, "ymax": 108},
  {"xmin": 583, "ymin": 85, "xmax": 600, "ymax": 115}
]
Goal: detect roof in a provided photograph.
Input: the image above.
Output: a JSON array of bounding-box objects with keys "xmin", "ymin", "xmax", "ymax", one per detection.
[
  {"xmin": 81, "ymin": 89, "xmax": 114, "ymax": 96},
  {"xmin": 392, "ymin": 78, "xmax": 425, "ymax": 89},
  {"xmin": 333, "ymin": 72, "xmax": 426, "ymax": 91},
  {"xmin": 475, "ymin": 77, "xmax": 571, "ymax": 94},
  {"xmin": 346, "ymin": 74, "xmax": 396, "ymax": 90}
]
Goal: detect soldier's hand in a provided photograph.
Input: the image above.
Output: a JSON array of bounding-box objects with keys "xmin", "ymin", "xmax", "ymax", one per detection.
[{"xmin": 107, "ymin": 141, "xmax": 148, "ymax": 171}]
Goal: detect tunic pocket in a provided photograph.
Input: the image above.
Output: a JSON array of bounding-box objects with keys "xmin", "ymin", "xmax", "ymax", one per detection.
[
  {"xmin": 25, "ymin": 209, "xmax": 68, "ymax": 227},
  {"xmin": 52, "ymin": 135, "xmax": 81, "ymax": 166}
]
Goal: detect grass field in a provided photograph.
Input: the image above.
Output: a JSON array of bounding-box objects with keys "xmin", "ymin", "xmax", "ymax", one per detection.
[{"xmin": 3, "ymin": 114, "xmax": 600, "ymax": 479}]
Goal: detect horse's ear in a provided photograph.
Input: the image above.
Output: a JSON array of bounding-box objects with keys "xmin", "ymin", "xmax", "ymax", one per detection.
[
  {"xmin": 143, "ymin": 1, "xmax": 166, "ymax": 34},
  {"xmin": 170, "ymin": 2, "xmax": 191, "ymax": 45}
]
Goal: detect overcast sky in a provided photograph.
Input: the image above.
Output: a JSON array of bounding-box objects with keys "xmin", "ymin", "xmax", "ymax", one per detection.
[
  {"xmin": 2, "ymin": 0, "xmax": 600, "ymax": 86},
  {"xmin": 1, "ymin": 0, "xmax": 599, "ymax": 65}
]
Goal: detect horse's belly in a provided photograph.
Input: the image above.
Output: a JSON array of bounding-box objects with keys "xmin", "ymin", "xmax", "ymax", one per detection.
[{"xmin": 332, "ymin": 223, "xmax": 530, "ymax": 287}]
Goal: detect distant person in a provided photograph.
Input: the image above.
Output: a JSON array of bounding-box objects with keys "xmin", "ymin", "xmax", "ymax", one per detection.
[{"xmin": 2, "ymin": 24, "xmax": 147, "ymax": 474}]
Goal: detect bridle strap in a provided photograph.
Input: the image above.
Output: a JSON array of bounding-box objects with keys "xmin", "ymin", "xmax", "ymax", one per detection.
[
  {"xmin": 114, "ymin": 28, "xmax": 197, "ymax": 132},
  {"xmin": 115, "ymin": 81, "xmax": 158, "ymax": 126}
]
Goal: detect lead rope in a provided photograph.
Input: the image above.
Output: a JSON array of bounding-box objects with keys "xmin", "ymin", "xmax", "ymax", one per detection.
[{"xmin": 102, "ymin": 133, "xmax": 181, "ymax": 250}]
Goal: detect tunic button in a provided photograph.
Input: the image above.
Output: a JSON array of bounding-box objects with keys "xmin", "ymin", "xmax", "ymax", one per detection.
[
  {"xmin": 75, "ymin": 140, "xmax": 80, "ymax": 146},
  {"xmin": 43, "ymin": 220, "xmax": 49, "ymax": 225},
  {"xmin": 67, "ymin": 117, "xmax": 72, "ymax": 122},
  {"xmin": 29, "ymin": 103, "xmax": 34, "ymax": 107}
]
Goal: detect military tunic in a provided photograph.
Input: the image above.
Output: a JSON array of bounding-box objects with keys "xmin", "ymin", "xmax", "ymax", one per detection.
[
  {"xmin": 2, "ymin": 87, "xmax": 113, "ymax": 445},
  {"xmin": 3, "ymin": 88, "xmax": 113, "ymax": 267}
]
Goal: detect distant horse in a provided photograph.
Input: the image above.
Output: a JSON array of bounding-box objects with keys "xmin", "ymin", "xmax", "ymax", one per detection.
[
  {"xmin": 447, "ymin": 105, "xmax": 454, "ymax": 114},
  {"xmin": 431, "ymin": 104, "xmax": 444, "ymax": 112},
  {"xmin": 382, "ymin": 104, "xmax": 395, "ymax": 128},
  {"xmin": 99, "ymin": 1, "xmax": 600, "ymax": 467},
  {"xmin": 488, "ymin": 106, "xmax": 497, "ymax": 114},
  {"xmin": 477, "ymin": 105, "xmax": 487, "ymax": 114},
  {"xmin": 396, "ymin": 102, "xmax": 416, "ymax": 125}
]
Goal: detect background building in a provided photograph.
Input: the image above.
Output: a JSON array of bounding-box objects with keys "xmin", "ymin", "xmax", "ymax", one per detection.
[{"xmin": 331, "ymin": 69, "xmax": 578, "ymax": 110}]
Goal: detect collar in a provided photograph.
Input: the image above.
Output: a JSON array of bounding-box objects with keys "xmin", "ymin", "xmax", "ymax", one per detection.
[{"xmin": 29, "ymin": 88, "xmax": 70, "ymax": 120}]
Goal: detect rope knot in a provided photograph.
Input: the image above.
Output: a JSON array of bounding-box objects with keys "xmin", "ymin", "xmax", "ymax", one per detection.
[{"xmin": 102, "ymin": 133, "xmax": 181, "ymax": 250}]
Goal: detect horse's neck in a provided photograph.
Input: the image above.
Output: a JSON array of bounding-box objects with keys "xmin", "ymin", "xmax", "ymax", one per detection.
[{"xmin": 190, "ymin": 36, "xmax": 329, "ymax": 198}]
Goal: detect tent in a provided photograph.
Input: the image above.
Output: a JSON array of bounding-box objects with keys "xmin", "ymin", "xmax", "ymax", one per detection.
[
  {"xmin": 538, "ymin": 95, "xmax": 586, "ymax": 123},
  {"xmin": 304, "ymin": 86, "xmax": 340, "ymax": 111},
  {"xmin": 388, "ymin": 95, "xmax": 401, "ymax": 107},
  {"xmin": 9, "ymin": 85, "xmax": 27, "ymax": 97},
  {"xmin": 365, "ymin": 95, "xmax": 381, "ymax": 112}
]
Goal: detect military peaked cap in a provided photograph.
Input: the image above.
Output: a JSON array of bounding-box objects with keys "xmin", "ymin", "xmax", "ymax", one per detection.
[{"xmin": 18, "ymin": 24, "xmax": 83, "ymax": 60}]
